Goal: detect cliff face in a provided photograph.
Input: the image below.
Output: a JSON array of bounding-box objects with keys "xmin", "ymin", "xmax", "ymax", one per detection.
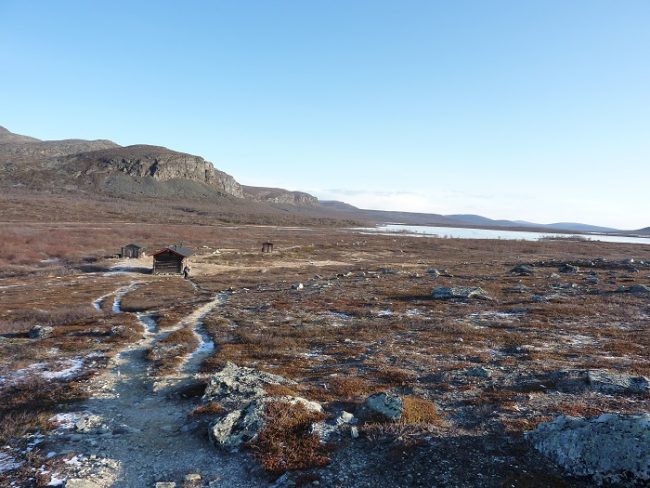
[
  {"xmin": 243, "ymin": 185, "xmax": 318, "ymax": 206},
  {"xmin": 0, "ymin": 126, "xmax": 321, "ymax": 205},
  {"xmin": 65, "ymin": 145, "xmax": 244, "ymax": 198}
]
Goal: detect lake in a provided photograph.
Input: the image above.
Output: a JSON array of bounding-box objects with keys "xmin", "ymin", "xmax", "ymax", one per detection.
[{"xmin": 356, "ymin": 224, "xmax": 650, "ymax": 245}]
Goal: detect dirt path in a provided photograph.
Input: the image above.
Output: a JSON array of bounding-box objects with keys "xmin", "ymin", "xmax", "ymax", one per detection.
[{"xmin": 46, "ymin": 282, "xmax": 265, "ymax": 487}]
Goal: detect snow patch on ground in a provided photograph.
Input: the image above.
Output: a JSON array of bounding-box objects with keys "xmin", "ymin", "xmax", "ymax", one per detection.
[
  {"xmin": 42, "ymin": 358, "xmax": 84, "ymax": 380},
  {"xmin": 0, "ymin": 451, "xmax": 22, "ymax": 473},
  {"xmin": 136, "ymin": 313, "xmax": 158, "ymax": 334},
  {"xmin": 112, "ymin": 282, "xmax": 139, "ymax": 313}
]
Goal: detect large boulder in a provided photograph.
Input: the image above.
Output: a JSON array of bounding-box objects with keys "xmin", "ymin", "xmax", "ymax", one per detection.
[
  {"xmin": 29, "ymin": 325, "xmax": 54, "ymax": 339},
  {"xmin": 549, "ymin": 369, "xmax": 649, "ymax": 395},
  {"xmin": 357, "ymin": 392, "xmax": 404, "ymax": 422},
  {"xmin": 527, "ymin": 414, "xmax": 650, "ymax": 486},
  {"xmin": 510, "ymin": 264, "xmax": 534, "ymax": 276},
  {"xmin": 432, "ymin": 287, "xmax": 491, "ymax": 301},
  {"xmin": 203, "ymin": 362, "xmax": 296, "ymax": 409},
  {"xmin": 209, "ymin": 396, "xmax": 323, "ymax": 451}
]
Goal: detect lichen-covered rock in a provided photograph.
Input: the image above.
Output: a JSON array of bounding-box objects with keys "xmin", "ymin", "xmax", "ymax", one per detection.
[
  {"xmin": 526, "ymin": 414, "xmax": 650, "ymax": 486},
  {"xmin": 209, "ymin": 396, "xmax": 323, "ymax": 451},
  {"xmin": 431, "ymin": 287, "xmax": 491, "ymax": 301},
  {"xmin": 358, "ymin": 392, "xmax": 404, "ymax": 422},
  {"xmin": 203, "ymin": 362, "xmax": 296, "ymax": 409},
  {"xmin": 549, "ymin": 369, "xmax": 649, "ymax": 395}
]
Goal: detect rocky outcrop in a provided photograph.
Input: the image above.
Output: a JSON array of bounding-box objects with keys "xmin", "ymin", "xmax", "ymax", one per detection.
[
  {"xmin": 548, "ymin": 369, "xmax": 650, "ymax": 395},
  {"xmin": 243, "ymin": 185, "xmax": 318, "ymax": 206},
  {"xmin": 527, "ymin": 414, "xmax": 650, "ymax": 486},
  {"xmin": 510, "ymin": 264, "xmax": 534, "ymax": 276},
  {"xmin": 65, "ymin": 145, "xmax": 244, "ymax": 198},
  {"xmin": 202, "ymin": 361, "xmax": 296, "ymax": 409},
  {"xmin": 204, "ymin": 362, "xmax": 327, "ymax": 451},
  {"xmin": 209, "ymin": 396, "xmax": 323, "ymax": 451},
  {"xmin": 431, "ymin": 287, "xmax": 492, "ymax": 300},
  {"xmin": 29, "ymin": 325, "xmax": 54, "ymax": 339}
]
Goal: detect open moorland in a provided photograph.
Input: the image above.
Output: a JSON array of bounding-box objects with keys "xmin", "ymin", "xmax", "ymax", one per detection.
[{"xmin": 1, "ymin": 222, "xmax": 649, "ymax": 487}]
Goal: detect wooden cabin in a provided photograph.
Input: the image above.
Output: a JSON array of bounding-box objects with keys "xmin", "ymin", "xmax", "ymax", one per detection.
[
  {"xmin": 152, "ymin": 246, "xmax": 193, "ymax": 275},
  {"xmin": 261, "ymin": 242, "xmax": 274, "ymax": 253},
  {"xmin": 120, "ymin": 243, "xmax": 146, "ymax": 259}
]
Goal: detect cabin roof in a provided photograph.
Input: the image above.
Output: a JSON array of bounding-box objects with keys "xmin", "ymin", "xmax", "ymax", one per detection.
[
  {"xmin": 124, "ymin": 243, "xmax": 145, "ymax": 249},
  {"xmin": 153, "ymin": 246, "xmax": 193, "ymax": 258}
]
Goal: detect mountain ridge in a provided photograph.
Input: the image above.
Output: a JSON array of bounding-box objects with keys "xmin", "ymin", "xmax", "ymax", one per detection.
[{"xmin": 0, "ymin": 126, "xmax": 644, "ymax": 233}]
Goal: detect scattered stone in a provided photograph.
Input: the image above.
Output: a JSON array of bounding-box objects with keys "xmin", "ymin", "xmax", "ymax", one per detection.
[
  {"xmin": 154, "ymin": 483, "xmax": 176, "ymax": 488},
  {"xmin": 350, "ymin": 426, "xmax": 359, "ymax": 438},
  {"xmin": 510, "ymin": 264, "xmax": 534, "ymax": 276},
  {"xmin": 184, "ymin": 473, "xmax": 201, "ymax": 483},
  {"xmin": 559, "ymin": 264, "xmax": 579, "ymax": 274},
  {"xmin": 504, "ymin": 283, "xmax": 531, "ymax": 294},
  {"xmin": 427, "ymin": 268, "xmax": 441, "ymax": 278},
  {"xmin": 29, "ymin": 325, "xmax": 54, "ymax": 339},
  {"xmin": 203, "ymin": 362, "xmax": 296, "ymax": 409},
  {"xmin": 74, "ymin": 415, "xmax": 103, "ymax": 433},
  {"xmin": 527, "ymin": 413, "xmax": 650, "ymax": 486},
  {"xmin": 431, "ymin": 287, "xmax": 491, "ymax": 301},
  {"xmin": 311, "ymin": 411, "xmax": 357, "ymax": 442},
  {"xmin": 379, "ymin": 268, "xmax": 399, "ymax": 275},
  {"xmin": 291, "ymin": 283, "xmax": 304, "ymax": 290},
  {"xmin": 549, "ymin": 369, "xmax": 649, "ymax": 395},
  {"xmin": 337, "ymin": 411, "xmax": 355, "ymax": 425},
  {"xmin": 357, "ymin": 392, "xmax": 403, "ymax": 422}
]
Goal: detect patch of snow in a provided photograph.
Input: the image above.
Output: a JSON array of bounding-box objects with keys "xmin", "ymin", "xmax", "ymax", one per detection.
[
  {"xmin": 112, "ymin": 282, "xmax": 139, "ymax": 313},
  {"xmin": 49, "ymin": 412, "xmax": 85, "ymax": 430},
  {"xmin": 47, "ymin": 473, "xmax": 65, "ymax": 486},
  {"xmin": 0, "ymin": 451, "xmax": 22, "ymax": 473},
  {"xmin": 136, "ymin": 313, "xmax": 158, "ymax": 334},
  {"xmin": 42, "ymin": 358, "xmax": 84, "ymax": 380},
  {"xmin": 406, "ymin": 308, "xmax": 422, "ymax": 317},
  {"xmin": 377, "ymin": 309, "xmax": 393, "ymax": 317},
  {"xmin": 321, "ymin": 311, "xmax": 351, "ymax": 320}
]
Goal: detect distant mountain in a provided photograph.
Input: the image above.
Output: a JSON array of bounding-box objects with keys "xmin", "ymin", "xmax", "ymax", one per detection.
[
  {"xmin": 0, "ymin": 125, "xmax": 631, "ymax": 232},
  {"xmin": 447, "ymin": 214, "xmax": 618, "ymax": 233},
  {"xmin": 637, "ymin": 227, "xmax": 650, "ymax": 235},
  {"xmin": 0, "ymin": 126, "xmax": 316, "ymax": 207},
  {"xmin": 446, "ymin": 214, "xmax": 527, "ymax": 228},
  {"xmin": 543, "ymin": 222, "xmax": 617, "ymax": 233}
]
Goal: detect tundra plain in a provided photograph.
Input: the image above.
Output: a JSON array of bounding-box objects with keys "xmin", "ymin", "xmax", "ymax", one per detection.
[{"xmin": 1, "ymin": 222, "xmax": 649, "ymax": 487}]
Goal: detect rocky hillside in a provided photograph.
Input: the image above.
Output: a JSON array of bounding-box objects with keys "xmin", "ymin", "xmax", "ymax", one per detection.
[
  {"xmin": 243, "ymin": 185, "xmax": 318, "ymax": 206},
  {"xmin": 60, "ymin": 144, "xmax": 244, "ymax": 198},
  {"xmin": 0, "ymin": 126, "xmax": 320, "ymax": 205}
]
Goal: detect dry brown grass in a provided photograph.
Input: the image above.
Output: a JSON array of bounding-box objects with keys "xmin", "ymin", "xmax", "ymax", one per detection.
[
  {"xmin": 248, "ymin": 401, "xmax": 330, "ymax": 474},
  {"xmin": 327, "ymin": 376, "xmax": 373, "ymax": 400},
  {"xmin": 400, "ymin": 396, "xmax": 444, "ymax": 425},
  {"xmin": 190, "ymin": 401, "xmax": 225, "ymax": 416},
  {"xmin": 146, "ymin": 327, "xmax": 199, "ymax": 373}
]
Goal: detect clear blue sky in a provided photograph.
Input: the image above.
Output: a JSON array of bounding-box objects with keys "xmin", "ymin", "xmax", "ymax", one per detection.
[{"xmin": 1, "ymin": 1, "xmax": 648, "ymax": 228}]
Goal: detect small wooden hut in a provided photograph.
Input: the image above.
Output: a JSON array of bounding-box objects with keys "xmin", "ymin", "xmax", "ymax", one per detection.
[
  {"xmin": 121, "ymin": 243, "xmax": 146, "ymax": 259},
  {"xmin": 152, "ymin": 246, "xmax": 193, "ymax": 275},
  {"xmin": 261, "ymin": 242, "xmax": 274, "ymax": 253}
]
